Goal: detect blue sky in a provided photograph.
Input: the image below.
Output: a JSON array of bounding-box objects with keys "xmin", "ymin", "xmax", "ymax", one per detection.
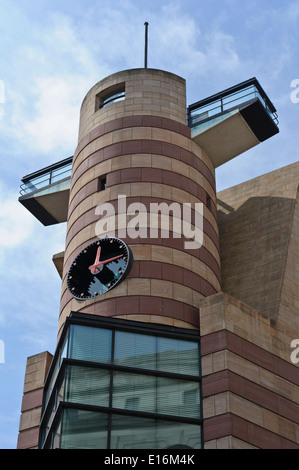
[{"xmin": 0, "ymin": 0, "xmax": 298, "ymax": 449}]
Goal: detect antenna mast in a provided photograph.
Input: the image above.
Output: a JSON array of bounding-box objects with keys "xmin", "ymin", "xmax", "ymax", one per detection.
[{"xmin": 144, "ymin": 22, "xmax": 149, "ymax": 68}]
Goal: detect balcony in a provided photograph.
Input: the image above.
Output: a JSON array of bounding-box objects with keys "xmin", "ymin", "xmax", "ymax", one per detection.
[
  {"xmin": 19, "ymin": 156, "xmax": 72, "ymax": 226},
  {"xmin": 188, "ymin": 78, "xmax": 279, "ymax": 167}
]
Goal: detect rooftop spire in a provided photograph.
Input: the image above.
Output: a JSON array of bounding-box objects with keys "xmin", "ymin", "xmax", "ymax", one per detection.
[{"xmin": 144, "ymin": 22, "xmax": 149, "ymax": 68}]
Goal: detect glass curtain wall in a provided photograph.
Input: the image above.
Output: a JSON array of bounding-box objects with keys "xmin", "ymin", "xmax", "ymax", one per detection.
[{"xmin": 39, "ymin": 315, "xmax": 202, "ymax": 449}]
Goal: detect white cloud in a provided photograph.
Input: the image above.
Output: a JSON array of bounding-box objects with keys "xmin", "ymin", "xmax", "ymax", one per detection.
[
  {"xmin": 143, "ymin": 5, "xmax": 241, "ymax": 81},
  {"xmin": 23, "ymin": 75, "xmax": 84, "ymax": 153},
  {"xmin": 4, "ymin": 11, "xmax": 100, "ymax": 155},
  {"xmin": 2, "ymin": 2, "xmax": 244, "ymax": 156},
  {"xmin": 0, "ymin": 218, "xmax": 65, "ymax": 331},
  {"xmin": 0, "ymin": 198, "xmax": 35, "ymax": 249},
  {"xmin": 206, "ymin": 29, "xmax": 240, "ymax": 73}
]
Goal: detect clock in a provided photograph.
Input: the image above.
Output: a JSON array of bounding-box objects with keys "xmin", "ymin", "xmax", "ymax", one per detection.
[{"xmin": 67, "ymin": 237, "xmax": 133, "ymax": 300}]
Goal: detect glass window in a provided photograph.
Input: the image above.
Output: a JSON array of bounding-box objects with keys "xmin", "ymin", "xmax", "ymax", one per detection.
[
  {"xmin": 155, "ymin": 419, "xmax": 202, "ymax": 450},
  {"xmin": 44, "ymin": 358, "xmax": 60, "ymax": 409},
  {"xmin": 125, "ymin": 397, "xmax": 140, "ymax": 410},
  {"xmin": 114, "ymin": 332, "xmax": 199, "ymax": 376},
  {"xmin": 157, "ymin": 377, "xmax": 201, "ymax": 418},
  {"xmin": 64, "ymin": 365, "xmax": 110, "ymax": 407},
  {"xmin": 157, "ymin": 337, "xmax": 199, "ymax": 376},
  {"xmin": 44, "ymin": 331, "xmax": 69, "ymax": 409},
  {"xmin": 40, "ymin": 318, "xmax": 202, "ymax": 449},
  {"xmin": 96, "ymin": 84, "xmax": 125, "ymax": 110},
  {"xmin": 69, "ymin": 325, "xmax": 112, "ymax": 364},
  {"xmin": 101, "ymin": 90, "xmax": 125, "ymax": 108},
  {"xmin": 110, "ymin": 415, "xmax": 201, "ymax": 449},
  {"xmin": 114, "ymin": 331, "xmax": 156, "ymax": 370},
  {"xmin": 112, "ymin": 372, "xmax": 201, "ymax": 419},
  {"xmin": 98, "ymin": 176, "xmax": 107, "ymax": 192},
  {"xmin": 110, "ymin": 414, "xmax": 158, "ymax": 449},
  {"xmin": 52, "ymin": 417, "xmax": 62, "ymax": 450},
  {"xmin": 113, "ymin": 372, "xmax": 156, "ymax": 414},
  {"xmin": 60, "ymin": 409, "xmax": 108, "ymax": 449}
]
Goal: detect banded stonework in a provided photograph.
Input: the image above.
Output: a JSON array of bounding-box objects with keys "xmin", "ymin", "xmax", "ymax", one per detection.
[{"xmin": 58, "ymin": 69, "xmax": 220, "ymax": 336}]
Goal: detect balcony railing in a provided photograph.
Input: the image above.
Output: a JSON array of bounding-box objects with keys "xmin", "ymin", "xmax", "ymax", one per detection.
[
  {"xmin": 187, "ymin": 77, "xmax": 279, "ymax": 128},
  {"xmin": 20, "ymin": 156, "xmax": 73, "ymax": 197}
]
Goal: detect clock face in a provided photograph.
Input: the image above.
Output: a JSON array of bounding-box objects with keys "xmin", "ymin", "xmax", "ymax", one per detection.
[{"xmin": 67, "ymin": 238, "xmax": 132, "ymax": 300}]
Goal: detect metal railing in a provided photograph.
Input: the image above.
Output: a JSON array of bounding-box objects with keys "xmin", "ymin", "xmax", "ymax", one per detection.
[
  {"xmin": 187, "ymin": 78, "xmax": 279, "ymax": 128},
  {"xmin": 20, "ymin": 156, "xmax": 73, "ymax": 197}
]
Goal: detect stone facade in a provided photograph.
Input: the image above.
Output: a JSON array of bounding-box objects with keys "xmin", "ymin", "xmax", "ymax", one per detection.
[
  {"xmin": 17, "ymin": 352, "xmax": 52, "ymax": 449},
  {"xmin": 200, "ymin": 162, "xmax": 299, "ymax": 448},
  {"xmin": 16, "ymin": 69, "xmax": 299, "ymax": 449}
]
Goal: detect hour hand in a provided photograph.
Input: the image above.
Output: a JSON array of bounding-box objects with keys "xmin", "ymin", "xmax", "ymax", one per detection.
[{"xmin": 89, "ymin": 246, "xmax": 102, "ymax": 274}]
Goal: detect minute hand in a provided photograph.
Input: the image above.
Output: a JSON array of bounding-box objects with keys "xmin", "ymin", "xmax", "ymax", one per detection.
[{"xmin": 89, "ymin": 254, "xmax": 124, "ymax": 270}]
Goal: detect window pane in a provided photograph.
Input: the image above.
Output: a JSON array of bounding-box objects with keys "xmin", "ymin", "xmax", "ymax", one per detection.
[
  {"xmin": 157, "ymin": 337, "xmax": 199, "ymax": 376},
  {"xmin": 114, "ymin": 331, "xmax": 156, "ymax": 370},
  {"xmin": 112, "ymin": 372, "xmax": 201, "ymax": 419},
  {"xmin": 113, "ymin": 372, "xmax": 156, "ymax": 413},
  {"xmin": 44, "ymin": 331, "xmax": 70, "ymax": 409},
  {"xmin": 110, "ymin": 415, "xmax": 202, "ymax": 449},
  {"xmin": 51, "ymin": 416, "xmax": 62, "ymax": 449},
  {"xmin": 60, "ymin": 409, "xmax": 108, "ymax": 449},
  {"xmin": 157, "ymin": 377, "xmax": 201, "ymax": 418},
  {"xmin": 65, "ymin": 365, "xmax": 110, "ymax": 407},
  {"xmin": 110, "ymin": 414, "xmax": 158, "ymax": 449},
  {"xmin": 102, "ymin": 91, "xmax": 125, "ymax": 107},
  {"xmin": 69, "ymin": 325, "xmax": 112, "ymax": 363},
  {"xmin": 156, "ymin": 419, "xmax": 202, "ymax": 449}
]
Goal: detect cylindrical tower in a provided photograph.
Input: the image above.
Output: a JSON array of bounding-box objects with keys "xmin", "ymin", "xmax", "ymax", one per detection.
[{"xmin": 58, "ymin": 68, "xmax": 220, "ymax": 338}]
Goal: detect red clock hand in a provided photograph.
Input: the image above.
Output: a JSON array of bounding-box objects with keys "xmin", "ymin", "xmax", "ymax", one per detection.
[
  {"xmin": 89, "ymin": 246, "xmax": 102, "ymax": 273},
  {"xmin": 89, "ymin": 251, "xmax": 124, "ymax": 274},
  {"xmin": 97, "ymin": 254, "xmax": 124, "ymax": 266}
]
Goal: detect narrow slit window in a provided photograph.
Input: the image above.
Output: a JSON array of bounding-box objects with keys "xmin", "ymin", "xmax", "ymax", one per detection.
[
  {"xmin": 206, "ymin": 194, "xmax": 212, "ymax": 211},
  {"xmin": 98, "ymin": 176, "xmax": 107, "ymax": 192},
  {"xmin": 96, "ymin": 84, "xmax": 125, "ymax": 110}
]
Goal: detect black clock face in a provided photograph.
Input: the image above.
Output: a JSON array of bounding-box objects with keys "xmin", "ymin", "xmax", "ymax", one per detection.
[{"xmin": 67, "ymin": 238, "xmax": 132, "ymax": 300}]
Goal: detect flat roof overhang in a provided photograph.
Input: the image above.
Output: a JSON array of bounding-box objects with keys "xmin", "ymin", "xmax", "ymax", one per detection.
[
  {"xmin": 19, "ymin": 177, "xmax": 70, "ymax": 226},
  {"xmin": 191, "ymin": 98, "xmax": 279, "ymax": 168},
  {"xmin": 52, "ymin": 251, "xmax": 65, "ymax": 278}
]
